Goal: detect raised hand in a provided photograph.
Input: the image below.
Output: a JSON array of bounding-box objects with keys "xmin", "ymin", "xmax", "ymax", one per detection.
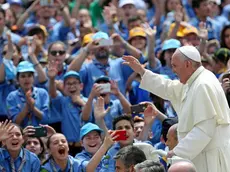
[
  {"xmin": 90, "ymin": 83, "xmax": 103, "ymax": 98},
  {"xmin": 110, "ymin": 33, "xmax": 126, "ymax": 45},
  {"xmin": 103, "ymin": 3, "xmax": 117, "ymax": 26},
  {"xmin": 27, "ymin": 36, "xmax": 36, "ymax": 56},
  {"xmin": 142, "ymin": 23, "xmax": 157, "ymax": 41},
  {"xmin": 199, "ymin": 22, "xmax": 208, "ymax": 40},
  {"xmin": 39, "ymin": 124, "xmax": 56, "ymax": 137},
  {"xmin": 122, "ymin": 55, "xmax": 146, "ymax": 76},
  {"xmin": 110, "ymin": 80, "xmax": 119, "ymax": 96},
  {"xmin": 174, "ymin": 5, "xmax": 183, "ymax": 24},
  {"xmin": 0, "ymin": 120, "xmax": 14, "ymax": 141},
  {"xmin": 48, "ymin": 60, "xmax": 58, "ymax": 79},
  {"xmin": 222, "ymin": 78, "xmax": 230, "ymax": 94},
  {"xmin": 103, "ymin": 130, "xmax": 118, "ymax": 149},
  {"xmin": 4, "ymin": 31, "xmax": 14, "ymax": 60},
  {"xmin": 23, "ymin": 125, "xmax": 35, "ymax": 140},
  {"xmin": 143, "ymin": 102, "xmax": 159, "ymax": 125},
  {"xmin": 94, "ymin": 96, "xmax": 110, "ymax": 120}
]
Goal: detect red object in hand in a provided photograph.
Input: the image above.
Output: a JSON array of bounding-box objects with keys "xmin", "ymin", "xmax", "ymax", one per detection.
[{"xmin": 109, "ymin": 130, "xmax": 127, "ymax": 141}]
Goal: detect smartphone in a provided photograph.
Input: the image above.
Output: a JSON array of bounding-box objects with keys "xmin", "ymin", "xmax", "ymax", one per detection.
[
  {"xmin": 131, "ymin": 104, "xmax": 148, "ymax": 115},
  {"xmin": 40, "ymin": 0, "xmax": 53, "ymax": 6},
  {"xmin": 99, "ymin": 83, "xmax": 111, "ymax": 93},
  {"xmin": 31, "ymin": 126, "xmax": 47, "ymax": 137},
  {"xmin": 110, "ymin": 130, "xmax": 127, "ymax": 141},
  {"xmin": 99, "ymin": 38, "xmax": 113, "ymax": 46}
]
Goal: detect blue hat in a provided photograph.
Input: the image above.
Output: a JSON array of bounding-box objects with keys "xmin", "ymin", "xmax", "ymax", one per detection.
[
  {"xmin": 162, "ymin": 39, "xmax": 181, "ymax": 51},
  {"xmin": 94, "ymin": 76, "xmax": 110, "ymax": 83},
  {"xmin": 17, "ymin": 61, "xmax": 35, "ymax": 73},
  {"xmin": 63, "ymin": 70, "xmax": 81, "ymax": 82},
  {"xmin": 80, "ymin": 123, "xmax": 103, "ymax": 140},
  {"xmin": 92, "ymin": 31, "xmax": 109, "ymax": 40}
]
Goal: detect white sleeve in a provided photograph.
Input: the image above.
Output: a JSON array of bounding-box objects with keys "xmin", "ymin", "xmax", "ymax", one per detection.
[
  {"xmin": 173, "ymin": 118, "xmax": 216, "ymax": 160},
  {"xmin": 139, "ymin": 70, "xmax": 183, "ymax": 103}
]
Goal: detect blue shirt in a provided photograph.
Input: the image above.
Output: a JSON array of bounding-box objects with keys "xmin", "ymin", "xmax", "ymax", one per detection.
[
  {"xmin": 182, "ymin": 0, "xmax": 196, "ymax": 19},
  {"xmin": 50, "ymin": 93, "xmax": 88, "ymax": 142},
  {"xmin": 75, "ymin": 150, "xmax": 102, "ymax": 172},
  {"xmin": 129, "ymin": 81, "xmax": 151, "ymax": 105},
  {"xmin": 100, "ymin": 142, "xmax": 120, "ymax": 172},
  {"xmin": 0, "ymin": 148, "xmax": 40, "ymax": 172},
  {"xmin": 0, "ymin": 81, "xmax": 16, "ymax": 116},
  {"xmin": 80, "ymin": 58, "xmax": 140, "ymax": 98},
  {"xmin": 41, "ymin": 155, "xmax": 82, "ymax": 172},
  {"xmin": 6, "ymin": 87, "xmax": 49, "ymax": 128}
]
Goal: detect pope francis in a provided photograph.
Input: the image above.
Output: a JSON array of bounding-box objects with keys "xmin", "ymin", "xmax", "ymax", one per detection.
[{"xmin": 123, "ymin": 46, "xmax": 230, "ymax": 172}]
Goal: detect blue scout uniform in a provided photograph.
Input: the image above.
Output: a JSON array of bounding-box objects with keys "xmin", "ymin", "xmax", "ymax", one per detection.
[
  {"xmin": 160, "ymin": 66, "xmax": 178, "ymax": 80},
  {"xmin": 0, "ymin": 81, "xmax": 16, "ymax": 117},
  {"xmin": 0, "ymin": 148, "xmax": 40, "ymax": 172},
  {"xmin": 50, "ymin": 93, "xmax": 88, "ymax": 142},
  {"xmin": 6, "ymin": 87, "xmax": 49, "ymax": 128},
  {"xmin": 41, "ymin": 156, "xmax": 83, "ymax": 172},
  {"xmin": 100, "ymin": 142, "xmax": 120, "ymax": 172},
  {"xmin": 75, "ymin": 122, "xmax": 103, "ymax": 171},
  {"xmin": 75, "ymin": 150, "xmax": 102, "ymax": 172}
]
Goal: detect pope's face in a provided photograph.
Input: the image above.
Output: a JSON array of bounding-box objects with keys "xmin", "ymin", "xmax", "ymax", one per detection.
[{"xmin": 171, "ymin": 52, "xmax": 189, "ymax": 84}]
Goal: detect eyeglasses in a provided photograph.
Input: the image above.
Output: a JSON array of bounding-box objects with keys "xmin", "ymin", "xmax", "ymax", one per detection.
[
  {"xmin": 50, "ymin": 50, "xmax": 66, "ymax": 56},
  {"xmin": 65, "ymin": 81, "xmax": 80, "ymax": 87}
]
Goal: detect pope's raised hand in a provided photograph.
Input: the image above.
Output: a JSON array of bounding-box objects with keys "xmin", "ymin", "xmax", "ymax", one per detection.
[{"xmin": 122, "ymin": 56, "xmax": 146, "ymax": 76}]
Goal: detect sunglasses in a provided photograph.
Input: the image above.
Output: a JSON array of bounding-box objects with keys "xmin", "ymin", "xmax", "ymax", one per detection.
[
  {"xmin": 50, "ymin": 50, "xmax": 66, "ymax": 56},
  {"xmin": 2, "ymin": 51, "xmax": 7, "ymax": 56}
]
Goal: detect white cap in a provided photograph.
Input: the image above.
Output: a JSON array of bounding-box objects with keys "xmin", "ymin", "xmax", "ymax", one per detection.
[
  {"xmin": 178, "ymin": 46, "xmax": 201, "ymax": 62},
  {"xmin": 209, "ymin": 0, "xmax": 221, "ymax": 5},
  {"xmin": 119, "ymin": 0, "xmax": 135, "ymax": 8}
]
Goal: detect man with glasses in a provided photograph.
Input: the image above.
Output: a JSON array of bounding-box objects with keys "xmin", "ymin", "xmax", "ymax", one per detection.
[{"xmin": 68, "ymin": 31, "xmax": 144, "ymax": 98}]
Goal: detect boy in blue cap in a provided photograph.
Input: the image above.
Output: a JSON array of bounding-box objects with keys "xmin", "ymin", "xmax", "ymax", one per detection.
[
  {"xmin": 48, "ymin": 62, "xmax": 89, "ymax": 156},
  {"xmin": 75, "ymin": 122, "xmax": 103, "ymax": 171},
  {"xmin": 6, "ymin": 61, "xmax": 49, "ymax": 128},
  {"xmin": 76, "ymin": 122, "xmax": 119, "ymax": 172}
]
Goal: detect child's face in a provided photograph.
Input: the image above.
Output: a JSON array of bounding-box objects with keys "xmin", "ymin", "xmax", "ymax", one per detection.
[
  {"xmin": 64, "ymin": 77, "xmax": 82, "ymax": 96},
  {"xmin": 4, "ymin": 126, "xmax": 24, "ymax": 152},
  {"xmin": 49, "ymin": 134, "xmax": 69, "ymax": 160},
  {"xmin": 82, "ymin": 131, "xmax": 102, "ymax": 155}
]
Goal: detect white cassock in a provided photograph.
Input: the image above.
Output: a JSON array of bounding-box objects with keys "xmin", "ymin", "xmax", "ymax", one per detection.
[{"xmin": 140, "ymin": 66, "xmax": 230, "ymax": 172}]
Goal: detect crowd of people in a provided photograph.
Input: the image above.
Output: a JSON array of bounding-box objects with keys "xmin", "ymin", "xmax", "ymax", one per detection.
[{"xmin": 0, "ymin": 0, "xmax": 230, "ymax": 171}]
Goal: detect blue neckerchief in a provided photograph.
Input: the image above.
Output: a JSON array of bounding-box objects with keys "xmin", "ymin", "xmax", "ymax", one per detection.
[{"xmin": 93, "ymin": 59, "xmax": 110, "ymax": 75}]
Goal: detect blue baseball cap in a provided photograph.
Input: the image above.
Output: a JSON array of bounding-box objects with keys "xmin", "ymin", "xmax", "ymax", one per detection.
[
  {"xmin": 17, "ymin": 61, "xmax": 35, "ymax": 73},
  {"xmin": 80, "ymin": 123, "xmax": 103, "ymax": 140},
  {"xmin": 63, "ymin": 70, "xmax": 81, "ymax": 82},
  {"xmin": 162, "ymin": 39, "xmax": 181, "ymax": 51},
  {"xmin": 94, "ymin": 76, "xmax": 110, "ymax": 83},
  {"xmin": 92, "ymin": 31, "xmax": 109, "ymax": 40}
]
